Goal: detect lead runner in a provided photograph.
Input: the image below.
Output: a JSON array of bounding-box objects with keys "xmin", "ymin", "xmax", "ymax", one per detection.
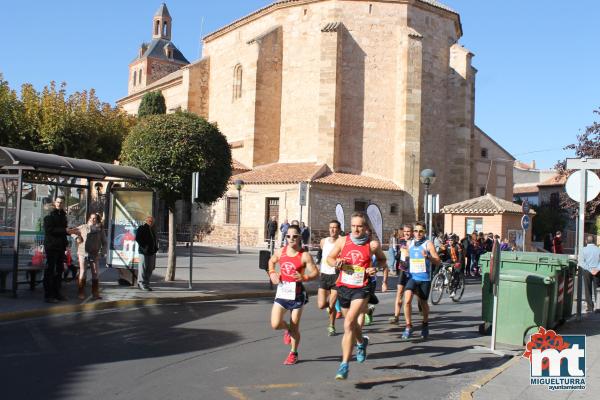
[
  {"xmin": 327, "ymin": 212, "xmax": 387, "ymax": 380},
  {"xmin": 267, "ymin": 225, "xmax": 318, "ymax": 365}
]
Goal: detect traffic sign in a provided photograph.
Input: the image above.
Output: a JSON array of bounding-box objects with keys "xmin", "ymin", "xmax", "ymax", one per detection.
[
  {"xmin": 521, "ymin": 214, "xmax": 530, "ymax": 230},
  {"xmin": 566, "ymin": 158, "xmax": 600, "ymax": 170},
  {"xmin": 522, "ymin": 200, "xmax": 530, "ymax": 215},
  {"xmin": 565, "ymin": 170, "xmax": 600, "ymax": 203},
  {"xmin": 298, "ymin": 182, "xmax": 308, "ymax": 206}
]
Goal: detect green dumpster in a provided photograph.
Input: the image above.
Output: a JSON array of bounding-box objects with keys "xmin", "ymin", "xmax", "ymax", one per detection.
[
  {"xmin": 496, "ymin": 270, "xmax": 553, "ymax": 346},
  {"xmin": 481, "ymin": 252, "xmax": 569, "ymax": 329}
]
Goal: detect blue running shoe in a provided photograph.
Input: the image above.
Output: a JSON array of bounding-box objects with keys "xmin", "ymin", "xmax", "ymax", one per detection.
[
  {"xmin": 421, "ymin": 324, "xmax": 429, "ymax": 339},
  {"xmin": 335, "ymin": 362, "xmax": 349, "ymax": 380},
  {"xmin": 356, "ymin": 336, "xmax": 369, "ymax": 363},
  {"xmin": 401, "ymin": 326, "xmax": 413, "ymax": 340}
]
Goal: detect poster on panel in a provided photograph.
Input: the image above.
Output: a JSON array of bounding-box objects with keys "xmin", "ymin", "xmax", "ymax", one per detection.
[{"xmin": 107, "ymin": 189, "xmax": 155, "ymax": 268}]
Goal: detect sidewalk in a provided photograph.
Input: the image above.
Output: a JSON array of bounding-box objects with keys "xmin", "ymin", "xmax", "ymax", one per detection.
[{"xmin": 0, "ymin": 245, "xmax": 297, "ymax": 320}]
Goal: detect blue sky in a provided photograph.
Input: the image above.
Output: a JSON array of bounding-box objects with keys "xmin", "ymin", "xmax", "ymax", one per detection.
[{"xmin": 2, "ymin": 0, "xmax": 598, "ymax": 169}]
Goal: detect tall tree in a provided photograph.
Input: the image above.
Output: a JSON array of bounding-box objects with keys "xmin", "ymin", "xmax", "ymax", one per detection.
[
  {"xmin": 556, "ymin": 108, "xmax": 600, "ymax": 222},
  {"xmin": 0, "ymin": 78, "xmax": 134, "ymax": 162},
  {"xmin": 121, "ymin": 111, "xmax": 232, "ymax": 280},
  {"xmin": 137, "ymin": 91, "xmax": 166, "ymax": 118}
]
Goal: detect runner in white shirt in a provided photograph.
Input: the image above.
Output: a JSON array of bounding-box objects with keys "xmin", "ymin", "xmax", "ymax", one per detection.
[{"xmin": 318, "ymin": 220, "xmax": 342, "ymax": 336}]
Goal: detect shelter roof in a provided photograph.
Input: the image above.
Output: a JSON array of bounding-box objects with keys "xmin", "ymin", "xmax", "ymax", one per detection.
[
  {"xmin": 0, "ymin": 147, "xmax": 148, "ymax": 180},
  {"xmin": 441, "ymin": 193, "xmax": 535, "ymax": 215}
]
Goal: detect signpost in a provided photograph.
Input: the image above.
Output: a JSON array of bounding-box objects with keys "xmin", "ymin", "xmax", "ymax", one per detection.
[
  {"xmin": 189, "ymin": 172, "xmax": 200, "ymax": 290},
  {"xmin": 298, "ymin": 182, "xmax": 307, "ymax": 223},
  {"xmin": 565, "ymin": 158, "xmax": 600, "ymax": 320},
  {"xmin": 521, "ymin": 214, "xmax": 530, "ymax": 251},
  {"xmin": 424, "ymin": 193, "xmax": 439, "ymax": 240}
]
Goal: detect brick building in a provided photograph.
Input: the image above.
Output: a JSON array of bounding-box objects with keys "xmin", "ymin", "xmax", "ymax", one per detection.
[{"xmin": 117, "ymin": 2, "xmax": 514, "ymax": 246}]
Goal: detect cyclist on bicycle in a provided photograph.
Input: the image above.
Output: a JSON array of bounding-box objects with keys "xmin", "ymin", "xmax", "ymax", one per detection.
[{"xmin": 447, "ymin": 234, "xmax": 463, "ymax": 298}]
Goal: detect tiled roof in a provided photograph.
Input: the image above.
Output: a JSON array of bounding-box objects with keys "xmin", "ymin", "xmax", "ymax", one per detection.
[
  {"xmin": 513, "ymin": 185, "xmax": 539, "ymax": 195},
  {"xmin": 441, "ymin": 193, "xmax": 536, "ymax": 215},
  {"xmin": 229, "ymin": 163, "xmax": 402, "ymax": 191},
  {"xmin": 232, "ymin": 159, "xmax": 250, "ymax": 171},
  {"xmin": 538, "ymin": 174, "xmax": 567, "ymax": 187},
  {"xmin": 314, "ymin": 172, "xmax": 401, "ymax": 191},
  {"xmin": 231, "ymin": 163, "xmax": 328, "ymax": 184},
  {"xmin": 204, "ymin": 0, "xmax": 458, "ymax": 41},
  {"xmin": 133, "ymin": 38, "xmax": 189, "ymax": 64}
]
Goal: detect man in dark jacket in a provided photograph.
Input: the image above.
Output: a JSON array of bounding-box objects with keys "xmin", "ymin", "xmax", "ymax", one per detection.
[
  {"xmin": 266, "ymin": 216, "xmax": 278, "ymax": 246},
  {"xmin": 43, "ymin": 196, "xmax": 78, "ymax": 303},
  {"xmin": 135, "ymin": 216, "xmax": 158, "ymax": 291}
]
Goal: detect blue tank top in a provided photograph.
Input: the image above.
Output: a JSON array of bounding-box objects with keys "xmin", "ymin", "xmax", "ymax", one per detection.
[{"xmin": 408, "ymin": 239, "xmax": 431, "ymax": 282}]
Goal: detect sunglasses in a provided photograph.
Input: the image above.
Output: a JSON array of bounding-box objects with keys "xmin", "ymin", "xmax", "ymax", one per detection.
[
  {"xmin": 413, "ymin": 229, "xmax": 425, "ymax": 233},
  {"xmin": 286, "ymin": 234, "xmax": 300, "ymax": 239}
]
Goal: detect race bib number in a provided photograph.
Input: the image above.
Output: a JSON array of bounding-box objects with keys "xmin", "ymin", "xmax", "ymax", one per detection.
[
  {"xmin": 340, "ymin": 264, "xmax": 365, "ymax": 286},
  {"xmin": 276, "ymin": 281, "xmax": 297, "ymax": 300},
  {"xmin": 410, "ymin": 258, "xmax": 426, "ymax": 274}
]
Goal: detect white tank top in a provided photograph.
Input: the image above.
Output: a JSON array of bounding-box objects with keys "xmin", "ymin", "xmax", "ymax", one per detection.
[{"xmin": 320, "ymin": 237, "xmax": 337, "ymax": 275}]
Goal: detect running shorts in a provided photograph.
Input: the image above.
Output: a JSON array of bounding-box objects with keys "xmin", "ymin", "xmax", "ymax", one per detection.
[
  {"xmin": 336, "ymin": 285, "xmax": 370, "ymax": 309},
  {"xmin": 404, "ymin": 278, "xmax": 431, "ymax": 300},
  {"xmin": 319, "ymin": 273, "xmax": 339, "ymax": 290}
]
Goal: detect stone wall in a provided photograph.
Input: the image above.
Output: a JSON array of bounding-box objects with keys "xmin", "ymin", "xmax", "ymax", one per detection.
[{"xmin": 185, "ymin": 58, "xmax": 210, "ymax": 118}]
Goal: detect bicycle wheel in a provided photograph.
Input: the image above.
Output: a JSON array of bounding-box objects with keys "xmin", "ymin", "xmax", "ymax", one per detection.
[
  {"xmin": 430, "ymin": 274, "xmax": 444, "ymax": 305},
  {"xmin": 452, "ymin": 273, "xmax": 465, "ymax": 302}
]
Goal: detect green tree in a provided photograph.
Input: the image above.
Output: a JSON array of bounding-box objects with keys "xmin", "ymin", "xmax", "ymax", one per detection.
[
  {"xmin": 121, "ymin": 112, "xmax": 232, "ymax": 280},
  {"xmin": 137, "ymin": 91, "xmax": 166, "ymax": 118}
]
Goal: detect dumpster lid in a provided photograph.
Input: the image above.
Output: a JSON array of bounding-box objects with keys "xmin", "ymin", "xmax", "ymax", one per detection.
[{"xmin": 499, "ymin": 270, "xmax": 554, "ymax": 285}]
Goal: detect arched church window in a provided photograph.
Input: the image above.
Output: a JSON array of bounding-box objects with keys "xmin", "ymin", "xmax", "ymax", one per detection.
[
  {"xmin": 139, "ymin": 69, "xmax": 142, "ymax": 84},
  {"xmin": 163, "ymin": 22, "xmax": 168, "ymax": 36},
  {"xmin": 133, "ymin": 70, "xmax": 137, "ymax": 86},
  {"xmin": 155, "ymin": 20, "xmax": 160, "ymax": 36},
  {"xmin": 233, "ymin": 64, "xmax": 243, "ymax": 100}
]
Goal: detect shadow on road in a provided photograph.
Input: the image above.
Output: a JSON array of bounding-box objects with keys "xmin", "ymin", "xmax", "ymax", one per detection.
[{"xmin": 1, "ymin": 301, "xmax": 247, "ymax": 399}]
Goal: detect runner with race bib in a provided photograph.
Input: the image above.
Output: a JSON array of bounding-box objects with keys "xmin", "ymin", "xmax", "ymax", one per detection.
[
  {"xmin": 326, "ymin": 212, "xmax": 387, "ymax": 380},
  {"xmin": 402, "ymin": 221, "xmax": 440, "ymax": 340},
  {"xmin": 267, "ymin": 225, "xmax": 318, "ymax": 365}
]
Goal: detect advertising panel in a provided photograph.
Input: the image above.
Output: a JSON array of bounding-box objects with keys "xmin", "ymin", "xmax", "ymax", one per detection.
[{"xmin": 108, "ymin": 189, "xmax": 154, "ymax": 268}]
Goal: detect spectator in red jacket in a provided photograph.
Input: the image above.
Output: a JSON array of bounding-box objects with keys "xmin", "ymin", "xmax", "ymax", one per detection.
[{"xmin": 552, "ymin": 231, "xmax": 564, "ymax": 254}]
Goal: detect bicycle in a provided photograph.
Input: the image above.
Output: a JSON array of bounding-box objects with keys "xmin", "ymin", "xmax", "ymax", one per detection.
[{"xmin": 430, "ymin": 262, "xmax": 465, "ymax": 304}]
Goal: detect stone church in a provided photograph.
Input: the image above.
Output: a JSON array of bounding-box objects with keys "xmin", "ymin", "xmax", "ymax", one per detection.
[{"xmin": 117, "ymin": 1, "xmax": 514, "ymax": 246}]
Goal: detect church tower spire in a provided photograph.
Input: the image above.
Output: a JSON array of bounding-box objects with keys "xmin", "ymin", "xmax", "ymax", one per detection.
[{"xmin": 153, "ymin": 3, "xmax": 172, "ymax": 40}]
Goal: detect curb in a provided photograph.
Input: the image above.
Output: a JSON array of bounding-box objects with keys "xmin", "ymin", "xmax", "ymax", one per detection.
[
  {"xmin": 460, "ymin": 355, "xmax": 521, "ymax": 400},
  {"xmin": 0, "ymin": 288, "xmax": 320, "ymax": 323}
]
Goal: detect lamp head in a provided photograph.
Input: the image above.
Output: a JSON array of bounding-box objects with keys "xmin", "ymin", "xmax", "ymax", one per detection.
[
  {"xmin": 234, "ymin": 179, "xmax": 245, "ymax": 191},
  {"xmin": 419, "ymin": 169, "xmax": 436, "ymax": 186}
]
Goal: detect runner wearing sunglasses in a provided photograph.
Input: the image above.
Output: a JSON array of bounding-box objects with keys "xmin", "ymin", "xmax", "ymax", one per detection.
[
  {"xmin": 402, "ymin": 221, "xmax": 440, "ymax": 340},
  {"xmin": 327, "ymin": 212, "xmax": 387, "ymax": 380},
  {"xmin": 267, "ymin": 225, "xmax": 318, "ymax": 365},
  {"xmin": 389, "ymin": 223, "xmax": 413, "ymax": 325}
]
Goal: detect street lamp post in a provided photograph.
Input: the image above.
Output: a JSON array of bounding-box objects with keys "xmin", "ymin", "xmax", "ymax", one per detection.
[
  {"xmin": 234, "ymin": 179, "xmax": 244, "ymax": 254},
  {"xmin": 419, "ymin": 169, "xmax": 436, "ymax": 240}
]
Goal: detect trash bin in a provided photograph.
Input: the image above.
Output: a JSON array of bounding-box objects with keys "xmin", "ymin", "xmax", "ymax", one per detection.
[
  {"xmin": 496, "ymin": 270, "xmax": 553, "ymax": 346},
  {"xmin": 480, "ymin": 252, "xmax": 569, "ymax": 330}
]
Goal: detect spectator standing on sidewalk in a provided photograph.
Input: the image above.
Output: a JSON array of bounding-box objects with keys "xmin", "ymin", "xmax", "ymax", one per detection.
[
  {"xmin": 74, "ymin": 213, "xmax": 107, "ymax": 300},
  {"xmin": 300, "ymin": 222, "xmax": 310, "ymax": 250},
  {"xmin": 280, "ymin": 219, "xmax": 290, "ymax": 246},
  {"xmin": 267, "ymin": 216, "xmax": 278, "ymax": 247},
  {"xmin": 552, "ymin": 231, "xmax": 564, "ymax": 254},
  {"xmin": 581, "ymin": 235, "xmax": 600, "ymax": 312},
  {"xmin": 135, "ymin": 216, "xmax": 159, "ymax": 291},
  {"xmin": 43, "ymin": 196, "xmax": 79, "ymax": 303}
]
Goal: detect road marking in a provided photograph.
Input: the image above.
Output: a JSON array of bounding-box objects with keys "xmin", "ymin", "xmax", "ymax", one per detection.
[
  {"xmin": 224, "ymin": 386, "xmax": 248, "ymax": 400},
  {"xmin": 459, "ymin": 356, "xmax": 520, "ymax": 400}
]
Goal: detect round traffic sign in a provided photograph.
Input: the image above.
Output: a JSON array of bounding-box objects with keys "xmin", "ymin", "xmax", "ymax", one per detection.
[
  {"xmin": 565, "ymin": 170, "xmax": 600, "ymax": 203},
  {"xmin": 521, "ymin": 214, "xmax": 530, "ymax": 230}
]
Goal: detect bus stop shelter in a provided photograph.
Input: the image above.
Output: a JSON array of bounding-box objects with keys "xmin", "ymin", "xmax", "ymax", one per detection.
[{"xmin": 0, "ymin": 146, "xmax": 148, "ymax": 297}]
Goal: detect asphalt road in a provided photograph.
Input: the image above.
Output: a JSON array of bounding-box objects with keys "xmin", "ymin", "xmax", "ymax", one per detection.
[{"xmin": 1, "ymin": 278, "xmax": 511, "ymax": 400}]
